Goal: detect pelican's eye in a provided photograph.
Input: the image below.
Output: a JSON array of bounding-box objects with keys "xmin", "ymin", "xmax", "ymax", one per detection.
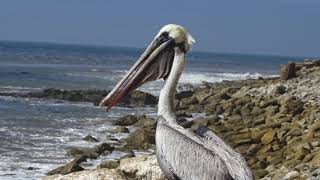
[{"xmin": 154, "ymin": 32, "xmax": 170, "ymax": 46}]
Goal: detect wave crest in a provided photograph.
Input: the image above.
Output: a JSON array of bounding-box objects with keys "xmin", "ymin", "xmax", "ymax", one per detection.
[{"xmin": 179, "ymin": 72, "xmax": 277, "ymax": 84}]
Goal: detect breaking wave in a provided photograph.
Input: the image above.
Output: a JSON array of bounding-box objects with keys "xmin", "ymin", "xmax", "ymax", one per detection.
[{"xmin": 180, "ymin": 72, "xmax": 278, "ymax": 84}]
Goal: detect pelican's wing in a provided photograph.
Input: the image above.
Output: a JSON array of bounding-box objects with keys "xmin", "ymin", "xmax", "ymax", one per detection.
[
  {"xmin": 196, "ymin": 126, "xmax": 254, "ymax": 180},
  {"xmin": 156, "ymin": 118, "xmax": 254, "ymax": 180},
  {"xmin": 157, "ymin": 119, "xmax": 234, "ymax": 180}
]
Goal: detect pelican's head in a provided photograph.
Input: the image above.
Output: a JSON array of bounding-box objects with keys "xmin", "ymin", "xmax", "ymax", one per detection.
[
  {"xmin": 100, "ymin": 24, "xmax": 195, "ymax": 110},
  {"xmin": 156, "ymin": 24, "xmax": 195, "ymax": 52}
]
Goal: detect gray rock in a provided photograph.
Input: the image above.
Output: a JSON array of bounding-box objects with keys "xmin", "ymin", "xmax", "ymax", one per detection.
[
  {"xmin": 67, "ymin": 143, "xmax": 114, "ymax": 159},
  {"xmin": 83, "ymin": 135, "xmax": 99, "ymax": 142},
  {"xmin": 98, "ymin": 160, "xmax": 120, "ymax": 169},
  {"xmin": 113, "ymin": 115, "xmax": 139, "ymax": 126},
  {"xmin": 134, "ymin": 116, "xmax": 157, "ymax": 128},
  {"xmin": 124, "ymin": 127, "xmax": 155, "ymax": 149},
  {"xmin": 47, "ymin": 155, "xmax": 87, "ymax": 175}
]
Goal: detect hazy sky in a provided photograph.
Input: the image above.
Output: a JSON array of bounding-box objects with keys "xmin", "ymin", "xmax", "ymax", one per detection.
[{"xmin": 0, "ymin": 1, "xmax": 319, "ymax": 57}]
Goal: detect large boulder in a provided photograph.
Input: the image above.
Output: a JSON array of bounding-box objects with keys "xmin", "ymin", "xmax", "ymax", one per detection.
[
  {"xmin": 118, "ymin": 155, "xmax": 165, "ymax": 180},
  {"xmin": 280, "ymin": 62, "xmax": 296, "ymax": 81},
  {"xmin": 279, "ymin": 96, "xmax": 304, "ymax": 115},
  {"xmin": 67, "ymin": 143, "xmax": 114, "ymax": 159},
  {"xmin": 124, "ymin": 127, "xmax": 155, "ymax": 149}
]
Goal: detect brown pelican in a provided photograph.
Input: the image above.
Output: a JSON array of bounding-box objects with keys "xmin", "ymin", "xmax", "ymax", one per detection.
[{"xmin": 100, "ymin": 24, "xmax": 254, "ymax": 180}]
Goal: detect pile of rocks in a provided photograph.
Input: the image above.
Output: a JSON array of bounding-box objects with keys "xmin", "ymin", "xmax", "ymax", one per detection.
[{"xmin": 177, "ymin": 61, "xmax": 320, "ymax": 179}]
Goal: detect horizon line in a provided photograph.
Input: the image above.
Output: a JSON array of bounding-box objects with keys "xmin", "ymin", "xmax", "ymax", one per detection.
[{"xmin": 0, "ymin": 39, "xmax": 313, "ymax": 59}]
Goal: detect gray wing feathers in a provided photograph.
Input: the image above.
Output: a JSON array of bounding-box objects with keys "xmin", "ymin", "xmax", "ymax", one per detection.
[
  {"xmin": 156, "ymin": 119, "xmax": 254, "ymax": 180},
  {"xmin": 156, "ymin": 122, "xmax": 234, "ymax": 180},
  {"xmin": 200, "ymin": 130, "xmax": 254, "ymax": 180}
]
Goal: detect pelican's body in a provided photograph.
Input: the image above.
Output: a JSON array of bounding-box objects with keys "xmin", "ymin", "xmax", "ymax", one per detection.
[{"xmin": 100, "ymin": 24, "xmax": 254, "ymax": 180}]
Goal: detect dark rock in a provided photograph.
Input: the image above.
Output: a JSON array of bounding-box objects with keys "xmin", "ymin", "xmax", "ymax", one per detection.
[
  {"xmin": 176, "ymin": 117, "xmax": 194, "ymax": 129},
  {"xmin": 180, "ymin": 120, "xmax": 194, "ymax": 129},
  {"xmin": 120, "ymin": 90, "xmax": 158, "ymax": 107},
  {"xmin": 26, "ymin": 167, "xmax": 39, "ymax": 170},
  {"xmin": 113, "ymin": 115, "xmax": 139, "ymax": 126},
  {"xmin": 275, "ymin": 84, "xmax": 287, "ymax": 94},
  {"xmin": 176, "ymin": 90, "xmax": 195, "ymax": 100},
  {"xmin": 176, "ymin": 111, "xmax": 193, "ymax": 118},
  {"xmin": 215, "ymin": 106, "xmax": 224, "ymax": 114},
  {"xmin": 67, "ymin": 148, "xmax": 99, "ymax": 159},
  {"xmin": 95, "ymin": 143, "xmax": 114, "ymax": 154},
  {"xmin": 83, "ymin": 135, "xmax": 99, "ymax": 142},
  {"xmin": 179, "ymin": 97, "xmax": 199, "ymax": 107},
  {"xmin": 120, "ymin": 150, "xmax": 136, "ymax": 160},
  {"xmin": 47, "ymin": 155, "xmax": 87, "ymax": 175},
  {"xmin": 280, "ymin": 96, "xmax": 304, "ymax": 115},
  {"xmin": 67, "ymin": 143, "xmax": 114, "ymax": 159}
]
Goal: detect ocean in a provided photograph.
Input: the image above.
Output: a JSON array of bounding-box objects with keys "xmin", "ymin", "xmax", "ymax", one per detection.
[{"xmin": 0, "ymin": 41, "xmax": 301, "ymax": 179}]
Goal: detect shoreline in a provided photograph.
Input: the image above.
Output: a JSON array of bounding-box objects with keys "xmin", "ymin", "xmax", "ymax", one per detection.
[{"xmin": 1, "ymin": 59, "xmax": 320, "ymax": 179}]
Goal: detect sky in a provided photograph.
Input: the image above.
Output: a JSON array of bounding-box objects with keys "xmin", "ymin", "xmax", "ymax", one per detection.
[{"xmin": 0, "ymin": 1, "xmax": 319, "ymax": 57}]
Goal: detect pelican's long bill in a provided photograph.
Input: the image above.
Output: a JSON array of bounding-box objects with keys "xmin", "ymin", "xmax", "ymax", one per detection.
[{"xmin": 99, "ymin": 33, "xmax": 176, "ymax": 110}]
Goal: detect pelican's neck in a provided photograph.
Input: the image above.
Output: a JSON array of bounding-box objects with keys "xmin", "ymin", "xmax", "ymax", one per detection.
[{"xmin": 158, "ymin": 47, "xmax": 185, "ymax": 124}]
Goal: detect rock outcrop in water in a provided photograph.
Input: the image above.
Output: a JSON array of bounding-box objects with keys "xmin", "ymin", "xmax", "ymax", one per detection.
[
  {"xmin": 0, "ymin": 89, "xmax": 157, "ymax": 107},
  {"xmin": 46, "ymin": 156, "xmax": 87, "ymax": 176},
  {"xmin": 44, "ymin": 59, "xmax": 320, "ymax": 179}
]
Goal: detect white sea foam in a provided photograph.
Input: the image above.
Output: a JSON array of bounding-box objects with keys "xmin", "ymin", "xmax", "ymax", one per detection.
[
  {"xmin": 0, "ymin": 86, "xmax": 41, "ymax": 94},
  {"xmin": 0, "ymin": 86, "xmax": 41, "ymax": 90},
  {"xmin": 179, "ymin": 72, "xmax": 278, "ymax": 84},
  {"xmin": 137, "ymin": 72, "xmax": 278, "ymax": 95}
]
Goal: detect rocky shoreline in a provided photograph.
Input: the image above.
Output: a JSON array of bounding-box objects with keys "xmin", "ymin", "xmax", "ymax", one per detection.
[{"xmin": 7, "ymin": 59, "xmax": 319, "ymax": 179}]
